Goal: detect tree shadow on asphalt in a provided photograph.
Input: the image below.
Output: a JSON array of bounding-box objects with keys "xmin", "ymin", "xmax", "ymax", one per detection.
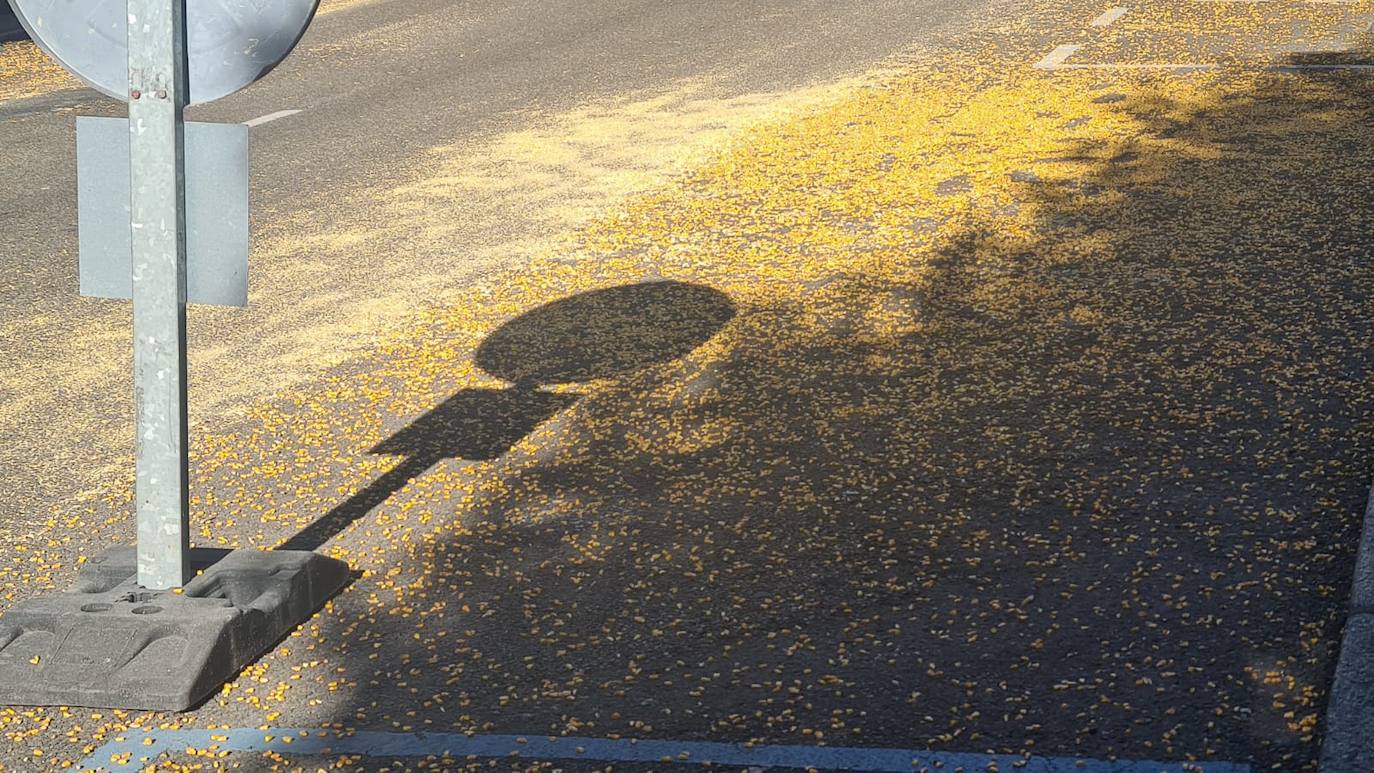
[{"xmin": 309, "ymin": 50, "xmax": 1374, "ymax": 773}]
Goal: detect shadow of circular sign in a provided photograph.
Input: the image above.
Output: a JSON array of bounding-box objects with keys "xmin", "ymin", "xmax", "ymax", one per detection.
[
  {"xmin": 476, "ymin": 281, "xmax": 737, "ymax": 387},
  {"xmin": 8, "ymin": 0, "xmax": 319, "ymax": 104}
]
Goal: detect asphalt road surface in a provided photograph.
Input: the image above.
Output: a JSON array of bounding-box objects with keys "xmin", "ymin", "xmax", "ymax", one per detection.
[
  {"xmin": 0, "ymin": 6, "xmax": 20, "ymax": 44},
  {"xmin": 0, "ymin": 0, "xmax": 976, "ymax": 549},
  {"xmin": 3, "ymin": 0, "xmax": 1374, "ymax": 770}
]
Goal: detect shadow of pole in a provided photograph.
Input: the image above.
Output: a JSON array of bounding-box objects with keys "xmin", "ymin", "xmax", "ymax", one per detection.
[
  {"xmin": 277, "ymin": 454, "xmax": 437, "ymax": 552},
  {"xmin": 276, "ymin": 281, "xmax": 736, "ymax": 552}
]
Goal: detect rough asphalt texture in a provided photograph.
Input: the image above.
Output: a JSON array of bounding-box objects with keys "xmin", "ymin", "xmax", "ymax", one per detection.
[
  {"xmin": 0, "ymin": 5, "xmax": 20, "ymax": 43},
  {"xmin": 3, "ymin": 0, "xmax": 1374, "ymax": 771}
]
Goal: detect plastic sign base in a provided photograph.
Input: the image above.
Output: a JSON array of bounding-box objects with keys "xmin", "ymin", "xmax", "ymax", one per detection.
[{"xmin": 0, "ymin": 547, "xmax": 348, "ymax": 711}]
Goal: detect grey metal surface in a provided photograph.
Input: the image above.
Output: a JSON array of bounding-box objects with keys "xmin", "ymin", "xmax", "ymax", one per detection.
[
  {"xmin": 6, "ymin": 0, "xmax": 319, "ymax": 105},
  {"xmin": 128, "ymin": 0, "xmax": 191, "ymax": 591},
  {"xmin": 0, "ymin": 547, "xmax": 349, "ymax": 710},
  {"xmin": 77, "ymin": 117, "xmax": 249, "ymax": 307}
]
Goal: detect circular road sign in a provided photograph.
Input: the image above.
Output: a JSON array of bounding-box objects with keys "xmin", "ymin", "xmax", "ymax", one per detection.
[{"xmin": 7, "ymin": 0, "xmax": 319, "ymax": 105}]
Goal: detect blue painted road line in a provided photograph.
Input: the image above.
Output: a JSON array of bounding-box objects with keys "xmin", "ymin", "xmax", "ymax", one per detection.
[{"xmin": 76, "ymin": 727, "xmax": 1251, "ymax": 772}]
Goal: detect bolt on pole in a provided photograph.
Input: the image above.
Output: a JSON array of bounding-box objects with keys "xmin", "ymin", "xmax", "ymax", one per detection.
[{"xmin": 128, "ymin": 0, "xmax": 192, "ymax": 590}]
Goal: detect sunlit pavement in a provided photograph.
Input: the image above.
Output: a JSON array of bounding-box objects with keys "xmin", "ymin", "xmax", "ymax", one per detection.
[{"xmin": 3, "ymin": 0, "xmax": 1374, "ymax": 770}]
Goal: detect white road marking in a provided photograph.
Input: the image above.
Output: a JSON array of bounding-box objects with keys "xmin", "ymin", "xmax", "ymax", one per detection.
[
  {"xmin": 1270, "ymin": 63, "xmax": 1374, "ymax": 70},
  {"xmin": 1035, "ymin": 44, "xmax": 1083, "ymax": 70},
  {"xmin": 244, "ymin": 109, "xmax": 302, "ymax": 128},
  {"xmin": 1091, "ymin": 7, "xmax": 1130, "ymax": 26},
  {"xmin": 1054, "ymin": 62, "xmax": 1219, "ymax": 70},
  {"xmin": 1049, "ymin": 62, "xmax": 1374, "ymax": 72},
  {"xmin": 1194, "ymin": 0, "xmax": 1356, "ymax": 4}
]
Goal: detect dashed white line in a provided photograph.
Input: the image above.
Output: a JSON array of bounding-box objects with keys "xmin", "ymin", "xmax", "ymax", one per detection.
[
  {"xmin": 243, "ymin": 109, "xmax": 302, "ymax": 128},
  {"xmin": 1034, "ymin": 44, "xmax": 1083, "ymax": 70},
  {"xmin": 1033, "ymin": 0, "xmax": 1374, "ymax": 74},
  {"xmin": 1091, "ymin": 7, "xmax": 1130, "ymax": 26}
]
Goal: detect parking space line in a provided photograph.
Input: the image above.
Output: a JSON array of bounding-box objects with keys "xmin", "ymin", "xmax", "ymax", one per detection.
[
  {"xmin": 1035, "ymin": 44, "xmax": 1084, "ymax": 69},
  {"xmin": 76, "ymin": 727, "xmax": 1253, "ymax": 772},
  {"xmin": 1092, "ymin": 7, "xmax": 1131, "ymax": 26},
  {"xmin": 244, "ymin": 109, "xmax": 302, "ymax": 128}
]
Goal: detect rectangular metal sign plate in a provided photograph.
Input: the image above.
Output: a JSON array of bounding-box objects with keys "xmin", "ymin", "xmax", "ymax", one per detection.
[{"xmin": 77, "ymin": 116, "xmax": 248, "ymax": 307}]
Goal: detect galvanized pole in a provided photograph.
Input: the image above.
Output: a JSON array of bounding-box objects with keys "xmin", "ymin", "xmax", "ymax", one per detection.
[{"xmin": 127, "ymin": 0, "xmax": 191, "ymax": 589}]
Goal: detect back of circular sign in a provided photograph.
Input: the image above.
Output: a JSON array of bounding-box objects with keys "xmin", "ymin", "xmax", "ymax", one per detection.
[{"xmin": 7, "ymin": 0, "xmax": 319, "ymax": 105}]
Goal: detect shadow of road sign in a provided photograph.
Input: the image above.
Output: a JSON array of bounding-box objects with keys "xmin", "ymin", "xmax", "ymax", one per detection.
[{"xmin": 279, "ymin": 281, "xmax": 737, "ymax": 552}]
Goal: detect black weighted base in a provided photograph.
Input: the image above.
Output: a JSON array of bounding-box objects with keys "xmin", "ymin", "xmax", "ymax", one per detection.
[{"xmin": 0, "ymin": 547, "xmax": 348, "ymax": 711}]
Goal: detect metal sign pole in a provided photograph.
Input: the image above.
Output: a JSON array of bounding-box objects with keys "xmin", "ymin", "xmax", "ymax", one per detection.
[
  {"xmin": 0, "ymin": 0, "xmax": 348, "ymax": 712},
  {"xmin": 127, "ymin": 0, "xmax": 191, "ymax": 590}
]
